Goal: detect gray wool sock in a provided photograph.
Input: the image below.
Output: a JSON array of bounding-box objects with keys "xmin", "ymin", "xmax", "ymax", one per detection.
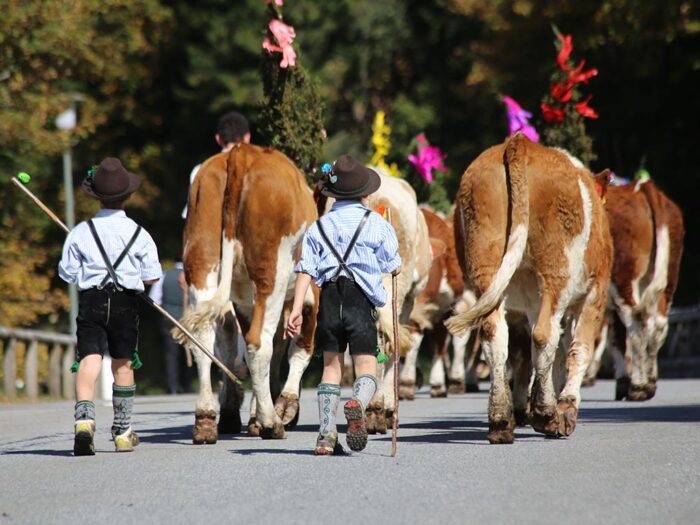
[
  {"xmin": 74, "ymin": 400, "xmax": 96, "ymax": 422},
  {"xmin": 352, "ymin": 375, "xmax": 378, "ymax": 411},
  {"xmin": 112, "ymin": 384, "xmax": 136, "ymax": 435},
  {"xmin": 317, "ymin": 383, "xmax": 341, "ymax": 437}
]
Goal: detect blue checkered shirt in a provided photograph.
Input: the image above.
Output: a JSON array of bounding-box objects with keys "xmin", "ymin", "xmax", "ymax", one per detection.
[
  {"xmin": 59, "ymin": 209, "xmax": 162, "ymax": 292},
  {"xmin": 295, "ymin": 200, "xmax": 401, "ymax": 307}
]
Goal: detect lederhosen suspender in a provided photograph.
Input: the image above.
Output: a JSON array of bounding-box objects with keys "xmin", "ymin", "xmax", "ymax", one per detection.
[
  {"xmin": 316, "ymin": 209, "xmax": 371, "ymax": 282},
  {"xmin": 87, "ymin": 219, "xmax": 142, "ymax": 292}
]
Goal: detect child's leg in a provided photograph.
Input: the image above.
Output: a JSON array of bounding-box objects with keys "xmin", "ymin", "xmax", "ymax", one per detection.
[
  {"xmin": 73, "ymin": 354, "xmax": 102, "ymax": 456},
  {"xmin": 75, "ymin": 354, "xmax": 103, "ymax": 401},
  {"xmin": 344, "ymin": 354, "xmax": 377, "ymax": 452},
  {"xmin": 352, "ymin": 355, "xmax": 378, "ymax": 408},
  {"xmin": 316, "ymin": 352, "xmax": 342, "ymax": 455},
  {"xmin": 111, "ymin": 358, "xmax": 138, "ymax": 451}
]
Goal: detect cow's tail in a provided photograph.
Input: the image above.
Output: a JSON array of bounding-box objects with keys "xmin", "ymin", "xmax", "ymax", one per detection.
[
  {"xmin": 377, "ymin": 305, "xmax": 413, "ymax": 357},
  {"xmin": 445, "ymin": 133, "xmax": 530, "ymax": 336},
  {"xmin": 637, "ymin": 180, "xmax": 670, "ymax": 313},
  {"xmin": 173, "ymin": 147, "xmax": 247, "ymax": 344}
]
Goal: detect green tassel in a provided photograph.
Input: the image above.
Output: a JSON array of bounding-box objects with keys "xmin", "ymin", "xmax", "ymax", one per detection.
[
  {"xmin": 376, "ymin": 349, "xmax": 388, "ymax": 364},
  {"xmin": 70, "ymin": 360, "xmax": 80, "ymax": 373},
  {"xmin": 131, "ymin": 352, "xmax": 143, "ymax": 370}
]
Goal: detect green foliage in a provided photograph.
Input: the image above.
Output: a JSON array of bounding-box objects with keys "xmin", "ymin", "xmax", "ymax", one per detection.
[{"xmin": 259, "ymin": 53, "xmax": 325, "ymax": 179}]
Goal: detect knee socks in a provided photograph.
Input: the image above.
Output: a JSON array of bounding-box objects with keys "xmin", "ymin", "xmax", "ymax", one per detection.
[
  {"xmin": 112, "ymin": 384, "xmax": 136, "ymax": 435},
  {"xmin": 317, "ymin": 383, "xmax": 341, "ymax": 437},
  {"xmin": 352, "ymin": 374, "xmax": 377, "ymax": 411},
  {"xmin": 74, "ymin": 400, "xmax": 96, "ymax": 423}
]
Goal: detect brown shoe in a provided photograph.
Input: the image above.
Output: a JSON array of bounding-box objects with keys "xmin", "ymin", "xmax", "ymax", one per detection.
[
  {"xmin": 344, "ymin": 399, "xmax": 368, "ymax": 451},
  {"xmin": 314, "ymin": 433, "xmax": 343, "ymax": 456}
]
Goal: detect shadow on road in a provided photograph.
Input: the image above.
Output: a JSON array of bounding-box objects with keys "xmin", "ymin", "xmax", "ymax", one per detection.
[
  {"xmin": 0, "ymin": 449, "xmax": 73, "ymax": 457},
  {"xmin": 580, "ymin": 403, "xmax": 700, "ymax": 423}
]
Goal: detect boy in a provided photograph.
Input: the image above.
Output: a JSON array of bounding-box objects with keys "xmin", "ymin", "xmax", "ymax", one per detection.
[
  {"xmin": 285, "ymin": 154, "xmax": 401, "ymax": 455},
  {"xmin": 59, "ymin": 157, "xmax": 162, "ymax": 456}
]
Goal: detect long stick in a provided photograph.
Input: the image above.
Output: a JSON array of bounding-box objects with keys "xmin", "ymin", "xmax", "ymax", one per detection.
[
  {"xmin": 11, "ymin": 176, "xmax": 241, "ymax": 384},
  {"xmin": 391, "ymin": 272, "xmax": 399, "ymax": 457},
  {"xmin": 388, "ymin": 206, "xmax": 399, "ymax": 457}
]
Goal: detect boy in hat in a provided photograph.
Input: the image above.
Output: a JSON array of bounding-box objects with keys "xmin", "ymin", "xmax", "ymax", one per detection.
[
  {"xmin": 285, "ymin": 154, "xmax": 401, "ymax": 455},
  {"xmin": 59, "ymin": 157, "xmax": 162, "ymax": 455}
]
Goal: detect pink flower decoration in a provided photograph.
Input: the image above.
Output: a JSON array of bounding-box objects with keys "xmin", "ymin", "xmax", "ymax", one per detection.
[
  {"xmin": 503, "ymin": 96, "xmax": 539, "ymax": 142},
  {"xmin": 408, "ymin": 134, "xmax": 447, "ymax": 184},
  {"xmin": 265, "ymin": 0, "xmax": 285, "ymax": 5},
  {"xmin": 265, "ymin": 19, "xmax": 297, "ymax": 68}
]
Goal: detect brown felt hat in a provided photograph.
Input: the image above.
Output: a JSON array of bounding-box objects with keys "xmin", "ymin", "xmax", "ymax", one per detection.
[
  {"xmin": 82, "ymin": 157, "xmax": 141, "ymax": 200},
  {"xmin": 320, "ymin": 154, "xmax": 381, "ymax": 199}
]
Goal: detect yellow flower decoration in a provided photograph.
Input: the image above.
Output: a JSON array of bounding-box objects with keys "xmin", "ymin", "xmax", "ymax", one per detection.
[{"xmin": 369, "ymin": 111, "xmax": 401, "ymax": 177}]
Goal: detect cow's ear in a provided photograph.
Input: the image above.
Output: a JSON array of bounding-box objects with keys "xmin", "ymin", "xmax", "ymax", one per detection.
[
  {"xmin": 430, "ymin": 238, "xmax": 447, "ymax": 260},
  {"xmin": 593, "ymin": 169, "xmax": 611, "ymax": 199}
]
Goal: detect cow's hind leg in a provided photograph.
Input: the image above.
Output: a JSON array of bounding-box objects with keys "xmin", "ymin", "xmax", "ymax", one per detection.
[
  {"xmin": 216, "ymin": 310, "xmax": 243, "ymax": 434},
  {"xmin": 529, "ymin": 294, "xmax": 564, "ymax": 436},
  {"xmin": 481, "ymin": 304, "xmax": 514, "ymax": 444},
  {"xmin": 399, "ymin": 330, "xmax": 422, "ymax": 400},
  {"xmin": 557, "ymin": 292, "xmax": 605, "ymax": 436},
  {"xmin": 191, "ymin": 324, "xmax": 218, "ymax": 444},
  {"xmin": 275, "ymin": 294, "xmax": 316, "ymax": 427},
  {"xmin": 246, "ymin": 287, "xmax": 288, "ymax": 439},
  {"xmin": 508, "ymin": 314, "xmax": 531, "ymax": 426},
  {"xmin": 448, "ymin": 332, "xmax": 469, "ymax": 393}
]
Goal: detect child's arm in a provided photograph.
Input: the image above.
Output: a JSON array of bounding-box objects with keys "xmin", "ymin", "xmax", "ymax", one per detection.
[
  {"xmin": 58, "ymin": 229, "xmax": 81, "ymax": 285},
  {"xmin": 284, "ymin": 272, "xmax": 313, "ymax": 339}
]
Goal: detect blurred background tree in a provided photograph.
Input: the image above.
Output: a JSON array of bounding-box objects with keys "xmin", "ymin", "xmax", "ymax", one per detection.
[{"xmin": 2, "ymin": 0, "xmax": 699, "ymax": 388}]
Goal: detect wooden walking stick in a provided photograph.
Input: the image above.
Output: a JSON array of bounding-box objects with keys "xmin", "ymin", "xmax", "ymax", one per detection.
[
  {"xmin": 387, "ymin": 206, "xmax": 400, "ymax": 457},
  {"xmin": 11, "ymin": 174, "xmax": 242, "ymax": 385}
]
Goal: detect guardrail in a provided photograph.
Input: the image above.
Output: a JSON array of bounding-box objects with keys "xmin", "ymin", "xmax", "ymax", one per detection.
[{"xmin": 0, "ymin": 326, "xmax": 76, "ymax": 401}]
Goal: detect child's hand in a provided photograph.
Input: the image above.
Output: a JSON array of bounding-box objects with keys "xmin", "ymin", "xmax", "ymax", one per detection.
[
  {"xmin": 391, "ymin": 265, "xmax": 402, "ymax": 276},
  {"xmin": 285, "ymin": 308, "xmax": 303, "ymax": 339}
]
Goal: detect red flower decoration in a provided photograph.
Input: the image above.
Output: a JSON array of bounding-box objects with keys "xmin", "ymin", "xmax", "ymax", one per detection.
[
  {"xmin": 557, "ymin": 33, "xmax": 574, "ymax": 71},
  {"xmin": 575, "ymin": 95, "xmax": 599, "ymax": 119},
  {"xmin": 541, "ymin": 103, "xmax": 565, "ymax": 123},
  {"xmin": 551, "ymin": 79, "xmax": 575, "ymax": 103}
]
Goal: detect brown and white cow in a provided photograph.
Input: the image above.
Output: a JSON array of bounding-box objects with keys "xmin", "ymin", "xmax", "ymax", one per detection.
[
  {"xmin": 176, "ymin": 144, "xmax": 318, "ymax": 443},
  {"xmin": 445, "ymin": 133, "xmax": 613, "ymax": 444},
  {"xmin": 398, "ymin": 207, "xmax": 466, "ymax": 399},
  {"xmin": 587, "ymin": 179, "xmax": 684, "ymax": 400}
]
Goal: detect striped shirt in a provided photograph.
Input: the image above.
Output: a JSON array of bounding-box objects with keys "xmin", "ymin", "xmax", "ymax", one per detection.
[
  {"xmin": 295, "ymin": 200, "xmax": 401, "ymax": 307},
  {"xmin": 59, "ymin": 209, "xmax": 162, "ymax": 292}
]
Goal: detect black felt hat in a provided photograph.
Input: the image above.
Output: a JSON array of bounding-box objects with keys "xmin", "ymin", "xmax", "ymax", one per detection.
[
  {"xmin": 82, "ymin": 157, "xmax": 141, "ymax": 200},
  {"xmin": 320, "ymin": 154, "xmax": 381, "ymax": 199}
]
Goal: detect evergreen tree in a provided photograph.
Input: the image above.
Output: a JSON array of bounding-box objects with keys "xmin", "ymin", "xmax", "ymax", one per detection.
[{"xmin": 540, "ymin": 26, "xmax": 599, "ymax": 166}]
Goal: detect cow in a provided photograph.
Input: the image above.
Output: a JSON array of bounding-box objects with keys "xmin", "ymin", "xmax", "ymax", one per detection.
[
  {"xmin": 398, "ymin": 207, "xmax": 466, "ymax": 399},
  {"xmin": 176, "ymin": 143, "xmax": 318, "ymax": 443},
  {"xmin": 445, "ymin": 133, "xmax": 613, "ymax": 444},
  {"xmin": 587, "ymin": 179, "xmax": 684, "ymax": 400}
]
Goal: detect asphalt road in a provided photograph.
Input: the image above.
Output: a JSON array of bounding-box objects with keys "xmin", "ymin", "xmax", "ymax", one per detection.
[{"xmin": 1, "ymin": 379, "xmax": 699, "ymax": 525}]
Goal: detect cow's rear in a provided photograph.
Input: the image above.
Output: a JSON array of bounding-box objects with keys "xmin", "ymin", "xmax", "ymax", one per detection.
[{"xmin": 446, "ymin": 134, "xmax": 612, "ymax": 444}]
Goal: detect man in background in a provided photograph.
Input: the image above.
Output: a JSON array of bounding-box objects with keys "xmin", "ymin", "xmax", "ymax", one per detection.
[{"xmin": 181, "ymin": 111, "xmax": 251, "ymax": 218}]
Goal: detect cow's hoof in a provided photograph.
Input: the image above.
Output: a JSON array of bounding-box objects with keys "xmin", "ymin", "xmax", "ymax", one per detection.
[
  {"xmin": 581, "ymin": 376, "xmax": 596, "ymax": 387},
  {"xmin": 530, "ymin": 406, "xmax": 560, "ymax": 436},
  {"xmin": 193, "ymin": 410, "xmax": 218, "ymax": 444},
  {"xmin": 514, "ymin": 408, "xmax": 529, "ymax": 427},
  {"xmin": 385, "ymin": 409, "xmax": 397, "ymax": 431},
  {"xmin": 374, "ymin": 410, "xmax": 388, "ymax": 435},
  {"xmin": 556, "ymin": 396, "xmax": 578, "ymax": 437},
  {"xmin": 274, "ymin": 393, "xmax": 300, "ymax": 426},
  {"xmin": 430, "ymin": 385, "xmax": 447, "ymax": 398},
  {"xmin": 399, "ymin": 381, "xmax": 415, "ymax": 401},
  {"xmin": 615, "ymin": 377, "xmax": 631, "ymax": 400},
  {"xmin": 247, "ymin": 417, "xmax": 262, "ymax": 437},
  {"xmin": 488, "ymin": 417, "xmax": 515, "ymax": 444},
  {"xmin": 644, "ymin": 379, "xmax": 657, "ymax": 400},
  {"xmin": 465, "ymin": 383, "xmax": 480, "ymax": 393},
  {"xmin": 217, "ymin": 409, "xmax": 242, "ymax": 435},
  {"xmin": 285, "ymin": 408, "xmax": 300, "ymax": 429},
  {"xmin": 448, "ymin": 379, "xmax": 465, "ymax": 394},
  {"xmin": 260, "ymin": 422, "xmax": 287, "ymax": 440},
  {"xmin": 365, "ymin": 409, "xmax": 378, "ymax": 435},
  {"xmin": 627, "ymin": 384, "xmax": 649, "ymax": 401}
]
